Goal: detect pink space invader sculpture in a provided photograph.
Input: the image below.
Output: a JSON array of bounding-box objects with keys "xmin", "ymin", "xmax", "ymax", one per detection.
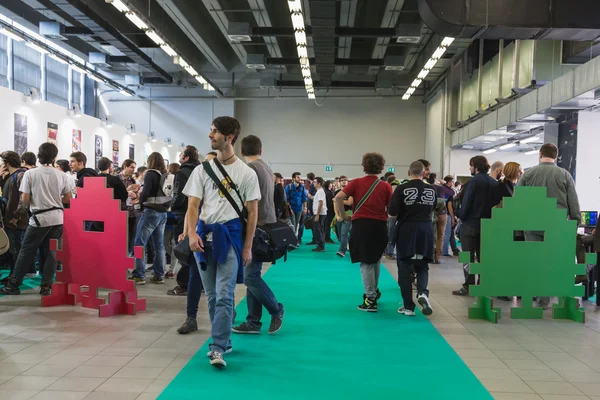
[{"xmin": 42, "ymin": 177, "xmax": 146, "ymax": 317}]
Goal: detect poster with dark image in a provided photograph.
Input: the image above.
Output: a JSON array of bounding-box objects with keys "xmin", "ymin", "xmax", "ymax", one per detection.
[
  {"xmin": 129, "ymin": 144, "xmax": 135, "ymax": 160},
  {"xmin": 112, "ymin": 140, "xmax": 119, "ymax": 166},
  {"xmin": 47, "ymin": 122, "xmax": 58, "ymax": 145},
  {"xmin": 95, "ymin": 135, "xmax": 103, "ymax": 171},
  {"xmin": 164, "ymin": 159, "xmax": 169, "ymax": 169},
  {"xmin": 557, "ymin": 118, "xmax": 577, "ymax": 180},
  {"xmin": 14, "ymin": 113, "xmax": 27, "ymax": 155}
]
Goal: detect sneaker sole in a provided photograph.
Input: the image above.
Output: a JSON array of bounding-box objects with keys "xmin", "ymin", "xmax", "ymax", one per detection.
[
  {"xmin": 231, "ymin": 329, "xmax": 260, "ymax": 335},
  {"xmin": 418, "ymin": 297, "xmax": 433, "ymax": 316},
  {"xmin": 336, "ymin": 253, "xmax": 345, "ymax": 258},
  {"xmin": 269, "ymin": 324, "xmax": 283, "ymax": 335},
  {"xmin": 357, "ymin": 306, "xmax": 377, "ymax": 312},
  {"xmin": 206, "ymin": 348, "xmax": 233, "ymax": 357},
  {"xmin": 150, "ymin": 281, "xmax": 165, "ymax": 284},
  {"xmin": 177, "ymin": 328, "xmax": 198, "ymax": 335},
  {"xmin": 210, "ymin": 360, "xmax": 226, "ymax": 368},
  {"xmin": 398, "ymin": 310, "xmax": 416, "ymax": 316}
]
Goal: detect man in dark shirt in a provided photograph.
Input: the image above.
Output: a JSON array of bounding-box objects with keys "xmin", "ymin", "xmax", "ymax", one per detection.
[
  {"xmin": 452, "ymin": 156, "xmax": 498, "ymax": 296},
  {"xmin": 324, "ymin": 181, "xmax": 335, "ymax": 244},
  {"xmin": 273, "ymin": 173, "xmax": 286, "ymax": 220},
  {"xmin": 389, "ymin": 161, "xmax": 436, "ymax": 317},
  {"xmin": 441, "ymin": 176, "xmax": 460, "ymax": 256},
  {"xmin": 98, "ymin": 157, "xmax": 128, "ymax": 207},
  {"xmin": 70, "ymin": 151, "xmax": 98, "ymax": 189}
]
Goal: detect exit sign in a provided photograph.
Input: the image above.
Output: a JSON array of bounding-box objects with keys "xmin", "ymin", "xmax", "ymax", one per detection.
[
  {"xmin": 388, "ymin": 167, "xmax": 396, "ymax": 173},
  {"xmin": 325, "ymin": 165, "xmax": 333, "ymax": 172}
]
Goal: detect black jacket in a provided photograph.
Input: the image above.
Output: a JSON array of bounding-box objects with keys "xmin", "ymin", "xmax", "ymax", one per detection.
[
  {"xmin": 494, "ymin": 179, "xmax": 515, "ymax": 206},
  {"xmin": 139, "ymin": 169, "xmax": 162, "ymax": 206},
  {"xmin": 99, "ymin": 173, "xmax": 129, "ymax": 207},
  {"xmin": 274, "ymin": 183, "xmax": 285, "ymax": 220},
  {"xmin": 458, "ymin": 172, "xmax": 498, "ymax": 229},
  {"xmin": 325, "ymin": 188, "xmax": 335, "ymax": 217},
  {"xmin": 76, "ymin": 168, "xmax": 98, "ymax": 188},
  {"xmin": 171, "ymin": 161, "xmax": 200, "ymax": 215}
]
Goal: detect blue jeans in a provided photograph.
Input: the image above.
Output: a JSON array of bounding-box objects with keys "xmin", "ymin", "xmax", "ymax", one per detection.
[
  {"xmin": 442, "ymin": 216, "xmax": 459, "ymax": 255},
  {"xmin": 186, "ymin": 256, "xmax": 204, "ymax": 318},
  {"xmin": 5, "ymin": 228, "xmax": 25, "ymax": 274},
  {"xmin": 245, "ymin": 260, "xmax": 283, "ymax": 329},
  {"xmin": 336, "ymin": 220, "xmax": 351, "ymax": 254},
  {"xmin": 198, "ymin": 246, "xmax": 238, "ymax": 354},
  {"xmin": 290, "ymin": 210, "xmax": 305, "ymax": 241},
  {"xmin": 133, "ymin": 208, "xmax": 167, "ymax": 279}
]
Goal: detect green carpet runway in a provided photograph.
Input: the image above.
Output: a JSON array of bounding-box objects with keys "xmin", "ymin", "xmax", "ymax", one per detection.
[{"xmin": 159, "ymin": 239, "xmax": 492, "ymax": 399}]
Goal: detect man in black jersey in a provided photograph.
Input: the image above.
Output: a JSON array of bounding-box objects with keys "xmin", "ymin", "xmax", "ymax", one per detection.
[{"xmin": 389, "ymin": 161, "xmax": 437, "ymax": 317}]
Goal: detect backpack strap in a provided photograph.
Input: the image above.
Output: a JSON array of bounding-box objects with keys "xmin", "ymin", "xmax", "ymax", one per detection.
[
  {"xmin": 202, "ymin": 161, "xmax": 246, "ymax": 221},
  {"xmin": 354, "ymin": 178, "xmax": 381, "ymax": 214}
]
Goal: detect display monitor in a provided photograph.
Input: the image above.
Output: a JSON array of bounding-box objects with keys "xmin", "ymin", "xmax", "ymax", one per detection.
[{"xmin": 581, "ymin": 211, "xmax": 598, "ymax": 227}]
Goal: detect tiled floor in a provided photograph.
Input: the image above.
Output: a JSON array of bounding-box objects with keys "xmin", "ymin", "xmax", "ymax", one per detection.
[{"xmin": 0, "ymin": 256, "xmax": 599, "ymax": 399}]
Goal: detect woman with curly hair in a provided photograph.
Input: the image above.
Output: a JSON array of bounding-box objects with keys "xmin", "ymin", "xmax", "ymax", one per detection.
[{"xmin": 334, "ymin": 152, "xmax": 393, "ymax": 312}]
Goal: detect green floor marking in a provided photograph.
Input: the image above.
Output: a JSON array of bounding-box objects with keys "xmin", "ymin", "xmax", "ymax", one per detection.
[{"xmin": 160, "ymin": 236, "xmax": 492, "ymax": 399}]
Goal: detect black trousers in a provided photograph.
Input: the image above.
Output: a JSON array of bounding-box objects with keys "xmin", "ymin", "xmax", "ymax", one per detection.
[
  {"xmin": 324, "ymin": 213, "xmax": 335, "ymax": 241},
  {"xmin": 172, "ymin": 215, "xmax": 190, "ymax": 288},
  {"xmin": 460, "ymin": 231, "xmax": 481, "ymax": 289}
]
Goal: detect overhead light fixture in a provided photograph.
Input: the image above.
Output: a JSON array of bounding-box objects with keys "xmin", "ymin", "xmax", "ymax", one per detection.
[
  {"xmin": 410, "ymin": 78, "xmax": 422, "ymax": 87},
  {"xmin": 184, "ymin": 65, "xmax": 198, "ymax": 76},
  {"xmin": 70, "ymin": 64, "xmax": 86, "ymax": 74},
  {"xmin": 288, "ymin": 0, "xmax": 302, "ymax": 12},
  {"xmin": 302, "ymin": 68, "xmax": 311, "ymax": 78},
  {"xmin": 308, "ymin": 93, "xmax": 315, "ymax": 99},
  {"xmin": 406, "ymin": 87, "xmax": 415, "ymax": 95},
  {"xmin": 126, "ymin": 124, "xmax": 136, "ymax": 136},
  {"xmin": 424, "ymin": 59, "xmax": 436, "ymax": 70},
  {"xmin": 0, "ymin": 28, "xmax": 24, "ymax": 42},
  {"xmin": 483, "ymin": 149, "xmax": 497, "ymax": 154},
  {"xmin": 295, "ymin": 30, "xmax": 307, "ymax": 45},
  {"xmin": 195, "ymin": 75, "xmax": 206, "ymax": 84},
  {"xmin": 297, "ymin": 46, "xmax": 308, "ymax": 58},
  {"xmin": 72, "ymin": 103, "xmax": 82, "ymax": 118},
  {"xmin": 107, "ymin": 0, "xmax": 130, "ymax": 13},
  {"xmin": 26, "ymin": 42, "xmax": 49, "ymax": 54},
  {"xmin": 441, "ymin": 37, "xmax": 455, "ymax": 47},
  {"xmin": 125, "ymin": 12, "xmax": 148, "ymax": 30},
  {"xmin": 203, "ymin": 83, "xmax": 209, "ymax": 90},
  {"xmin": 431, "ymin": 46, "xmax": 447, "ymax": 60},
  {"xmin": 103, "ymin": 116, "xmax": 113, "ymax": 128},
  {"xmin": 207, "ymin": 84, "xmax": 214, "ymax": 91},
  {"xmin": 520, "ymin": 136, "xmax": 539, "ymax": 144},
  {"xmin": 417, "ymin": 69, "xmax": 430, "ymax": 79},
  {"xmin": 161, "ymin": 44, "xmax": 177, "ymax": 57},
  {"xmin": 291, "ymin": 13, "xmax": 305, "ymax": 30},
  {"xmin": 49, "ymin": 53, "xmax": 68, "ymax": 64},
  {"xmin": 299, "ymin": 56, "xmax": 309, "ymax": 66},
  {"xmin": 304, "ymin": 77, "xmax": 313, "ymax": 86},
  {"xmin": 174, "ymin": 56, "xmax": 188, "ymax": 67},
  {"xmin": 88, "ymin": 74, "xmax": 105, "ymax": 83},
  {"xmin": 29, "ymin": 87, "xmax": 41, "ymax": 104},
  {"xmin": 120, "ymin": 90, "xmax": 133, "ymax": 97},
  {"xmin": 402, "ymin": 93, "xmax": 410, "ymax": 100},
  {"xmin": 166, "ymin": 138, "xmax": 173, "ymax": 147},
  {"xmin": 525, "ymin": 149, "xmax": 539, "ymax": 155},
  {"xmin": 499, "ymin": 143, "xmax": 517, "ymax": 150},
  {"xmin": 149, "ymin": 132, "xmax": 157, "ymax": 142},
  {"xmin": 145, "ymin": 30, "xmax": 164, "ymax": 46}
]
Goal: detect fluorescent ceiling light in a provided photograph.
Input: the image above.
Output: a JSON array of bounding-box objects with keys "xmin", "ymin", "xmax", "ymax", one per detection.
[
  {"xmin": 88, "ymin": 74, "xmax": 105, "ymax": 83},
  {"xmin": 174, "ymin": 56, "xmax": 188, "ymax": 67},
  {"xmin": 297, "ymin": 46, "xmax": 308, "ymax": 58},
  {"xmin": 431, "ymin": 46, "xmax": 447, "ymax": 60},
  {"xmin": 184, "ymin": 65, "xmax": 198, "ymax": 76},
  {"xmin": 0, "ymin": 28, "xmax": 24, "ymax": 42},
  {"xmin": 441, "ymin": 37, "xmax": 455, "ymax": 47},
  {"xmin": 410, "ymin": 78, "xmax": 422, "ymax": 87},
  {"xmin": 195, "ymin": 75, "xmax": 206, "ymax": 84},
  {"xmin": 48, "ymin": 53, "xmax": 68, "ymax": 64},
  {"xmin": 120, "ymin": 90, "xmax": 133, "ymax": 97},
  {"xmin": 70, "ymin": 64, "xmax": 86, "ymax": 74},
  {"xmin": 499, "ymin": 143, "xmax": 517, "ymax": 150},
  {"xmin": 462, "ymin": 145, "xmax": 474, "ymax": 149},
  {"xmin": 417, "ymin": 69, "xmax": 430, "ymax": 79},
  {"xmin": 305, "ymin": 84, "xmax": 313, "ymax": 91},
  {"xmin": 125, "ymin": 12, "xmax": 148, "ymax": 30},
  {"xmin": 291, "ymin": 13, "xmax": 305, "ymax": 30},
  {"xmin": 203, "ymin": 83, "xmax": 208, "ymax": 90},
  {"xmin": 26, "ymin": 42, "xmax": 49, "ymax": 54},
  {"xmin": 520, "ymin": 136, "xmax": 539, "ymax": 144},
  {"xmin": 424, "ymin": 58, "xmax": 437, "ymax": 70},
  {"xmin": 145, "ymin": 30, "xmax": 164, "ymax": 46},
  {"xmin": 308, "ymin": 93, "xmax": 315, "ymax": 99},
  {"xmin": 294, "ymin": 30, "xmax": 307, "ymax": 45},
  {"xmin": 402, "ymin": 94, "xmax": 410, "ymax": 100},
  {"xmin": 299, "ymin": 57, "xmax": 309, "ymax": 66},
  {"xmin": 207, "ymin": 84, "xmax": 214, "ymax": 91},
  {"xmin": 483, "ymin": 149, "xmax": 497, "ymax": 154},
  {"xmin": 525, "ymin": 150, "xmax": 538, "ymax": 155},
  {"xmin": 110, "ymin": 0, "xmax": 130, "ymax": 12},
  {"xmin": 301, "ymin": 68, "xmax": 311, "ymax": 78},
  {"xmin": 406, "ymin": 87, "xmax": 415, "ymax": 95},
  {"xmin": 304, "ymin": 77, "xmax": 313, "ymax": 85},
  {"xmin": 160, "ymin": 44, "xmax": 177, "ymax": 57},
  {"xmin": 288, "ymin": 0, "xmax": 302, "ymax": 12}
]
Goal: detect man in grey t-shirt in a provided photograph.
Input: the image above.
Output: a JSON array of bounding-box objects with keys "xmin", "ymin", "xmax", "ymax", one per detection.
[
  {"xmin": 1, "ymin": 143, "xmax": 74, "ymax": 296},
  {"xmin": 232, "ymin": 135, "xmax": 284, "ymax": 335}
]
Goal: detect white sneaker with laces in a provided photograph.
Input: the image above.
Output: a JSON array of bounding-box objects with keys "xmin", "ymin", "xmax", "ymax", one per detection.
[
  {"xmin": 209, "ymin": 351, "xmax": 226, "ymax": 368},
  {"xmin": 417, "ymin": 294, "xmax": 433, "ymax": 316},
  {"xmin": 206, "ymin": 347, "xmax": 232, "ymax": 357},
  {"xmin": 398, "ymin": 307, "xmax": 416, "ymax": 316}
]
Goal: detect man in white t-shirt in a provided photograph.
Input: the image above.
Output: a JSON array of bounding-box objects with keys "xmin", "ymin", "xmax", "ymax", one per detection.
[
  {"xmin": 1, "ymin": 143, "xmax": 74, "ymax": 296},
  {"xmin": 182, "ymin": 116, "xmax": 260, "ymax": 368},
  {"xmin": 312, "ymin": 177, "xmax": 328, "ymax": 252}
]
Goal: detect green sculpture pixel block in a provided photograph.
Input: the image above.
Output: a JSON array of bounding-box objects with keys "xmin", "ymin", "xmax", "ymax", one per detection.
[
  {"xmin": 466, "ymin": 186, "xmax": 592, "ymax": 323},
  {"xmin": 469, "ymin": 296, "xmax": 501, "ymax": 324}
]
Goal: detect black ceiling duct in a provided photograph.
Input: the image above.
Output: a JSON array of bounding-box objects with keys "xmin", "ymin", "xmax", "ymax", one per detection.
[
  {"xmin": 308, "ymin": 0, "xmax": 336, "ymax": 87},
  {"xmin": 419, "ymin": 0, "xmax": 600, "ymax": 40}
]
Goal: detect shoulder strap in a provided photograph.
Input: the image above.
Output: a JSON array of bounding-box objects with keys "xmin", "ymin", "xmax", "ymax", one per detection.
[
  {"xmin": 213, "ymin": 159, "xmax": 245, "ymax": 205},
  {"xmin": 202, "ymin": 161, "xmax": 245, "ymax": 220},
  {"xmin": 354, "ymin": 179, "xmax": 381, "ymax": 214}
]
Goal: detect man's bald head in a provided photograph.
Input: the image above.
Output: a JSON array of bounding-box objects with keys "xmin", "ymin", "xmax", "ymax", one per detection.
[{"xmin": 490, "ymin": 161, "xmax": 504, "ymax": 180}]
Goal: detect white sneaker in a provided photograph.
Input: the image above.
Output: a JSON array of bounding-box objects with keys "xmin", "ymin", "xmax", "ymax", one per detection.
[
  {"xmin": 398, "ymin": 307, "xmax": 416, "ymax": 316},
  {"xmin": 417, "ymin": 294, "xmax": 433, "ymax": 316},
  {"xmin": 206, "ymin": 347, "xmax": 232, "ymax": 357},
  {"xmin": 209, "ymin": 351, "xmax": 226, "ymax": 368}
]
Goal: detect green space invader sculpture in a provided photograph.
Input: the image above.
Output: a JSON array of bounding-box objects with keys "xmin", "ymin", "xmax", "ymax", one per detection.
[{"xmin": 459, "ymin": 186, "xmax": 596, "ymax": 323}]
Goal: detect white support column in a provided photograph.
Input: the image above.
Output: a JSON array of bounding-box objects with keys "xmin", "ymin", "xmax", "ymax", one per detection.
[
  {"xmin": 67, "ymin": 65, "xmax": 73, "ymax": 109},
  {"xmin": 40, "ymin": 53, "xmax": 46, "ymax": 101},
  {"xmin": 7, "ymin": 38, "xmax": 13, "ymax": 90}
]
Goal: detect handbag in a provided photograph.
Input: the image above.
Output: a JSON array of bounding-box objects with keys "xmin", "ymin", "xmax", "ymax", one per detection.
[
  {"xmin": 304, "ymin": 215, "xmax": 315, "ymax": 229},
  {"xmin": 0, "ymin": 210, "xmax": 9, "ymax": 256},
  {"xmin": 173, "ymin": 236, "xmax": 194, "ymax": 266}
]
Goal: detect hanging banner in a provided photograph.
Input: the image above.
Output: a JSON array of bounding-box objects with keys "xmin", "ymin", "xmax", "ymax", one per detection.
[
  {"xmin": 129, "ymin": 144, "xmax": 135, "ymax": 160},
  {"xmin": 72, "ymin": 129, "xmax": 82, "ymax": 152},
  {"xmin": 112, "ymin": 140, "xmax": 119, "ymax": 166},
  {"xmin": 95, "ymin": 135, "xmax": 103, "ymax": 171},
  {"xmin": 47, "ymin": 122, "xmax": 58, "ymax": 145},
  {"xmin": 14, "ymin": 114, "xmax": 27, "ymax": 155}
]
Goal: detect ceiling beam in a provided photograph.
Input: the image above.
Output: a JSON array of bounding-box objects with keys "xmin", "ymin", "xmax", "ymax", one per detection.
[
  {"xmin": 248, "ymin": 0, "xmax": 283, "ymax": 61},
  {"xmin": 370, "ymin": 0, "xmax": 406, "ymax": 74},
  {"xmin": 338, "ymin": 0, "xmax": 357, "ymax": 74}
]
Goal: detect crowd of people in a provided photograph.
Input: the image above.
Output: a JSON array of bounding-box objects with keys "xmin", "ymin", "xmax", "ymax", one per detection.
[{"xmin": 0, "ymin": 116, "xmax": 585, "ymax": 369}]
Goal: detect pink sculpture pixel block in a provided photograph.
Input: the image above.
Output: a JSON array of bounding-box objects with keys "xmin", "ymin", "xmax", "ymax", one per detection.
[{"xmin": 42, "ymin": 177, "xmax": 146, "ymax": 317}]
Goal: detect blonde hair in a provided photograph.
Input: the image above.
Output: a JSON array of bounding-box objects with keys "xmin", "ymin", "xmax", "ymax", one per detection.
[{"xmin": 503, "ymin": 162, "xmax": 521, "ymax": 182}]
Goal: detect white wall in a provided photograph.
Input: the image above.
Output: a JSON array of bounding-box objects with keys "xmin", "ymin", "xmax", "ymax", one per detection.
[
  {"xmin": 0, "ymin": 85, "xmax": 179, "ymax": 167},
  {"xmin": 235, "ymin": 97, "xmax": 426, "ymax": 178},
  {"xmin": 576, "ymin": 112, "xmax": 600, "ymax": 212},
  {"xmin": 425, "ymin": 87, "xmax": 446, "ymax": 175},
  {"xmin": 448, "ymin": 149, "xmax": 539, "ymax": 177},
  {"xmin": 104, "ymin": 97, "xmax": 234, "ymax": 158}
]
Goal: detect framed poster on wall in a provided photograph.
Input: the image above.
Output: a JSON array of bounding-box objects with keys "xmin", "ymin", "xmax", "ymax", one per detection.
[
  {"xmin": 112, "ymin": 140, "xmax": 119, "ymax": 166},
  {"xmin": 95, "ymin": 135, "xmax": 103, "ymax": 171},
  {"xmin": 72, "ymin": 129, "xmax": 82, "ymax": 152},
  {"xmin": 14, "ymin": 113, "xmax": 27, "ymax": 155},
  {"xmin": 129, "ymin": 144, "xmax": 135, "ymax": 160},
  {"xmin": 47, "ymin": 122, "xmax": 58, "ymax": 145}
]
